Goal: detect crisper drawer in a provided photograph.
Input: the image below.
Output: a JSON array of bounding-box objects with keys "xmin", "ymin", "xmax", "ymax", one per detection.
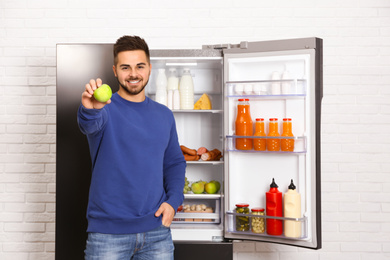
[{"xmin": 173, "ymin": 194, "xmax": 221, "ymax": 224}]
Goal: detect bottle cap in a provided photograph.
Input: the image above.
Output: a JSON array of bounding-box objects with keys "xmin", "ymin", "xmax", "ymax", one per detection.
[
  {"xmin": 269, "ymin": 118, "xmax": 278, "ymax": 121},
  {"xmin": 251, "ymin": 207, "xmax": 265, "ymax": 212},
  {"xmin": 238, "ymin": 98, "xmax": 244, "ymax": 101},
  {"xmin": 288, "ymin": 179, "xmax": 296, "ymax": 190},
  {"xmin": 270, "ymin": 178, "xmax": 278, "ymax": 188},
  {"xmin": 283, "ymin": 118, "xmax": 292, "ymax": 121},
  {"xmin": 256, "ymin": 118, "xmax": 264, "ymax": 121},
  {"xmin": 244, "ymin": 98, "xmax": 249, "ymax": 101},
  {"xmin": 236, "ymin": 203, "xmax": 249, "ymax": 208}
]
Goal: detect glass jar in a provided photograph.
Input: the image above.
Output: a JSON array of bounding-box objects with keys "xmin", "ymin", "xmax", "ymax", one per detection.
[
  {"xmin": 251, "ymin": 207, "xmax": 265, "ymax": 234},
  {"xmin": 235, "ymin": 203, "xmax": 250, "ymax": 231},
  {"xmin": 235, "ymin": 99, "xmax": 253, "ymax": 150}
]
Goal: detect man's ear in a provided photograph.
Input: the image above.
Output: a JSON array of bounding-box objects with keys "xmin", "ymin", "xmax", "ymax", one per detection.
[{"xmin": 112, "ymin": 65, "xmax": 117, "ymax": 77}]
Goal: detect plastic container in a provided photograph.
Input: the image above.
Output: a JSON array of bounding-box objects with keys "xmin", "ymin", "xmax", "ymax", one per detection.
[
  {"xmin": 179, "ymin": 68, "xmax": 194, "ymax": 110},
  {"xmin": 266, "ymin": 178, "xmax": 283, "ymax": 236},
  {"xmin": 253, "ymin": 118, "xmax": 266, "ymax": 151},
  {"xmin": 281, "ymin": 118, "xmax": 295, "ymax": 152},
  {"xmin": 271, "ymin": 71, "xmax": 281, "ymax": 95},
  {"xmin": 281, "ymin": 70, "xmax": 291, "ymax": 94},
  {"xmin": 284, "ymin": 179, "xmax": 301, "ymax": 238},
  {"xmin": 155, "ymin": 69, "xmax": 167, "ymax": 106},
  {"xmin": 173, "ymin": 89, "xmax": 180, "ymax": 110},
  {"xmin": 167, "ymin": 90, "xmax": 173, "ymax": 110},
  {"xmin": 167, "ymin": 68, "xmax": 179, "ymax": 91},
  {"xmin": 251, "ymin": 207, "xmax": 265, "ymax": 234},
  {"xmin": 267, "ymin": 118, "xmax": 280, "ymax": 151},
  {"xmin": 235, "ymin": 203, "xmax": 250, "ymax": 231},
  {"xmin": 235, "ymin": 99, "xmax": 253, "ymax": 150}
]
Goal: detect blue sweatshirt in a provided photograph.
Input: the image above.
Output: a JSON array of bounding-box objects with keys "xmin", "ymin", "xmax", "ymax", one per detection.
[{"xmin": 77, "ymin": 93, "xmax": 186, "ymax": 234}]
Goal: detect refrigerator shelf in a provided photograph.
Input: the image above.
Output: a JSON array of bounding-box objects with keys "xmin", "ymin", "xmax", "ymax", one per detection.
[
  {"xmin": 226, "ymin": 79, "xmax": 307, "ymax": 97},
  {"xmin": 172, "ymin": 109, "xmax": 223, "ymax": 114},
  {"xmin": 174, "ymin": 212, "xmax": 219, "ymax": 220},
  {"xmin": 226, "ymin": 211, "xmax": 308, "ymax": 240},
  {"xmin": 225, "ymin": 135, "xmax": 307, "ymax": 153},
  {"xmin": 184, "ymin": 193, "xmax": 222, "ymax": 199},
  {"xmin": 186, "ymin": 161, "xmax": 224, "ymax": 165}
]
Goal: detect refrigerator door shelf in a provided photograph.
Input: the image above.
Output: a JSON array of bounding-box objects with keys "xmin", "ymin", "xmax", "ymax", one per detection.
[
  {"xmin": 226, "ymin": 79, "xmax": 307, "ymax": 97},
  {"xmin": 225, "ymin": 135, "xmax": 307, "ymax": 153},
  {"xmin": 226, "ymin": 211, "xmax": 308, "ymax": 240}
]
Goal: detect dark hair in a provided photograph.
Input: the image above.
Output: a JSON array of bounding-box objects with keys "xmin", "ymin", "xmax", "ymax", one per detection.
[{"xmin": 113, "ymin": 35, "xmax": 150, "ymax": 64}]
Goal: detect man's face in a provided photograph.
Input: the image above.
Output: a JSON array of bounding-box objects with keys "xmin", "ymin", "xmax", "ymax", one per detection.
[{"xmin": 113, "ymin": 50, "xmax": 151, "ymax": 97}]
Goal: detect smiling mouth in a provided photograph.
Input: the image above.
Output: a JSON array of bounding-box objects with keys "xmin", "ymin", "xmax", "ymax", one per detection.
[{"xmin": 127, "ymin": 79, "xmax": 141, "ymax": 84}]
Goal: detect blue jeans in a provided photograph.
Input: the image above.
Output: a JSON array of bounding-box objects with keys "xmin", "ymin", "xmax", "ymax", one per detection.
[{"xmin": 84, "ymin": 225, "xmax": 174, "ymax": 260}]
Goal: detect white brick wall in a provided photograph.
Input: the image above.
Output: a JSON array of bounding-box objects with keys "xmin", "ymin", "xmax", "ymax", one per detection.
[{"xmin": 0, "ymin": 0, "xmax": 389, "ymax": 259}]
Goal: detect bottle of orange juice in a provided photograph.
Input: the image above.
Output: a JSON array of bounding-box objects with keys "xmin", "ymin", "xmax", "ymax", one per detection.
[
  {"xmin": 235, "ymin": 99, "xmax": 253, "ymax": 150},
  {"xmin": 267, "ymin": 118, "xmax": 280, "ymax": 151},
  {"xmin": 253, "ymin": 118, "xmax": 266, "ymax": 151},
  {"xmin": 281, "ymin": 118, "xmax": 295, "ymax": 152}
]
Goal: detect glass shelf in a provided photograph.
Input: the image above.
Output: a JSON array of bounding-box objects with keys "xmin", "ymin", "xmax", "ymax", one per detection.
[{"xmin": 172, "ymin": 109, "xmax": 223, "ymax": 114}]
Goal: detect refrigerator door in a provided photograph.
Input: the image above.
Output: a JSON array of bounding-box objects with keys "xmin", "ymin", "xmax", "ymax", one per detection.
[{"xmin": 220, "ymin": 38, "xmax": 322, "ymax": 249}]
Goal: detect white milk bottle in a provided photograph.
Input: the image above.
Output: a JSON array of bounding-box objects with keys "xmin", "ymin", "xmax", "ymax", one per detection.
[
  {"xmin": 179, "ymin": 68, "xmax": 194, "ymax": 110},
  {"xmin": 155, "ymin": 68, "xmax": 168, "ymax": 106},
  {"xmin": 167, "ymin": 68, "xmax": 179, "ymax": 91}
]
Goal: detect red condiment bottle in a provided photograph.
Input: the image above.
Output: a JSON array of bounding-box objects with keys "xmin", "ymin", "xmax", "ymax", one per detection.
[
  {"xmin": 266, "ymin": 178, "xmax": 283, "ymax": 236},
  {"xmin": 235, "ymin": 99, "xmax": 253, "ymax": 150}
]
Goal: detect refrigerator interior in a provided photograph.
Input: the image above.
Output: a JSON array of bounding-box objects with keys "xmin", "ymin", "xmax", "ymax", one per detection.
[
  {"xmin": 223, "ymin": 49, "xmax": 320, "ymax": 248},
  {"xmin": 148, "ymin": 52, "xmax": 226, "ymax": 241}
]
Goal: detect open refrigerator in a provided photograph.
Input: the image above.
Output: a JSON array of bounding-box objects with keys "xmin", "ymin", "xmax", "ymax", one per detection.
[
  {"xmin": 149, "ymin": 37, "xmax": 322, "ymax": 249},
  {"xmin": 55, "ymin": 37, "xmax": 322, "ymax": 259}
]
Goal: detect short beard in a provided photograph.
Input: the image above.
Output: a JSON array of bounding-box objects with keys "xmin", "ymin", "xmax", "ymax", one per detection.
[{"xmin": 116, "ymin": 77, "xmax": 149, "ymax": 96}]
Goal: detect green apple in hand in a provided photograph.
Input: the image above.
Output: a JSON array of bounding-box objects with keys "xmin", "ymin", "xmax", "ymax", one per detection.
[{"xmin": 93, "ymin": 84, "xmax": 112, "ymax": 103}]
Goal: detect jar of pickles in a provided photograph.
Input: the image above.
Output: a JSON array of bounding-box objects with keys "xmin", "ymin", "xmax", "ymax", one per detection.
[
  {"xmin": 251, "ymin": 207, "xmax": 265, "ymax": 234},
  {"xmin": 235, "ymin": 203, "xmax": 250, "ymax": 231}
]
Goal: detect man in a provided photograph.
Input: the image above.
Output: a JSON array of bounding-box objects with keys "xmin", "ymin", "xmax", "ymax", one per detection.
[{"xmin": 77, "ymin": 35, "xmax": 186, "ymax": 260}]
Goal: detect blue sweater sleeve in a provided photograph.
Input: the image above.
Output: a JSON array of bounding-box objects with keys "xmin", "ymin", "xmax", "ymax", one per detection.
[
  {"xmin": 162, "ymin": 119, "xmax": 186, "ymax": 211},
  {"xmin": 77, "ymin": 104, "xmax": 108, "ymax": 135}
]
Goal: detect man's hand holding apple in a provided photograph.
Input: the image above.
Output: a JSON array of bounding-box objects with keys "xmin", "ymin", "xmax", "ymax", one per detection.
[{"xmin": 82, "ymin": 78, "xmax": 112, "ymax": 110}]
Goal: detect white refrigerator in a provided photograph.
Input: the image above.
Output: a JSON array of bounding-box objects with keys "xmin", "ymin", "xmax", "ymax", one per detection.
[{"xmin": 55, "ymin": 37, "xmax": 322, "ymax": 260}]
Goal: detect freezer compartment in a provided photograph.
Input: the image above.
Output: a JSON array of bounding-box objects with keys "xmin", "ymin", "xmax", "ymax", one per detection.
[
  {"xmin": 173, "ymin": 194, "xmax": 221, "ymax": 224},
  {"xmin": 226, "ymin": 135, "xmax": 307, "ymax": 153},
  {"xmin": 226, "ymin": 80, "xmax": 307, "ymax": 97},
  {"xmin": 226, "ymin": 211, "xmax": 308, "ymax": 240}
]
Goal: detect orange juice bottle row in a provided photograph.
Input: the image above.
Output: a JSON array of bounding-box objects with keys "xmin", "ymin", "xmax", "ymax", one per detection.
[{"xmin": 235, "ymin": 99, "xmax": 295, "ymax": 152}]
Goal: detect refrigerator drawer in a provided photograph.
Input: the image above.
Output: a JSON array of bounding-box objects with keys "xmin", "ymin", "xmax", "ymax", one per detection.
[{"xmin": 174, "ymin": 194, "xmax": 221, "ymax": 224}]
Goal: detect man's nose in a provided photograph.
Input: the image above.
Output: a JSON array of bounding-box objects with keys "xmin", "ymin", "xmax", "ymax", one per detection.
[{"xmin": 129, "ymin": 70, "xmax": 137, "ymax": 77}]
